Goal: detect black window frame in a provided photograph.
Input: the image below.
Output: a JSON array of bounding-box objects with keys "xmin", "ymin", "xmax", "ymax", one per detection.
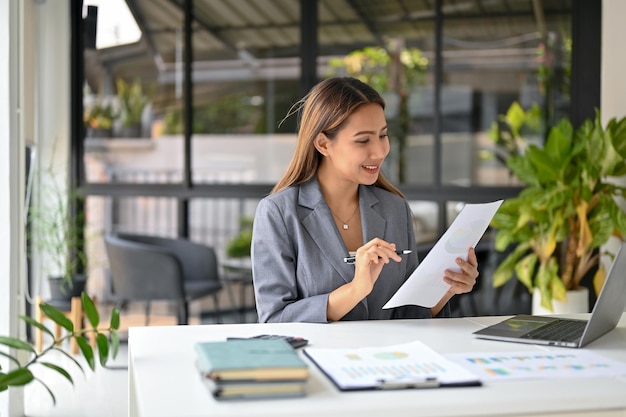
[{"xmin": 69, "ymin": 0, "xmax": 600, "ymax": 240}]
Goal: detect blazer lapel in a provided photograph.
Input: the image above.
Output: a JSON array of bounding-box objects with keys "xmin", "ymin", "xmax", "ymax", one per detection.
[
  {"xmin": 360, "ymin": 184, "xmax": 386, "ymax": 242},
  {"xmin": 299, "ymin": 179, "xmax": 355, "ymax": 284}
]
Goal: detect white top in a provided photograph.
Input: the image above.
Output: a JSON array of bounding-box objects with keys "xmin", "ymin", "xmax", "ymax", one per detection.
[{"xmin": 128, "ymin": 314, "xmax": 626, "ymax": 417}]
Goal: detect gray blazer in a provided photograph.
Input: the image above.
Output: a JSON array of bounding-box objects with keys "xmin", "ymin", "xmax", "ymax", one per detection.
[{"xmin": 252, "ymin": 176, "xmax": 449, "ymax": 323}]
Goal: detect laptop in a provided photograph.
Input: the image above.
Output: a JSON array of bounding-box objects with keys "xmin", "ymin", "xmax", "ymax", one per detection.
[{"xmin": 473, "ymin": 242, "xmax": 626, "ymax": 348}]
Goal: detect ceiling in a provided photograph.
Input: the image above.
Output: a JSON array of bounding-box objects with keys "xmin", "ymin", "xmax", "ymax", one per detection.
[{"xmin": 85, "ymin": 0, "xmax": 572, "ymax": 105}]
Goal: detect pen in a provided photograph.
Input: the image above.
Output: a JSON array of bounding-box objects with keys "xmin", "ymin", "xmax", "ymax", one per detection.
[
  {"xmin": 343, "ymin": 250, "xmax": 412, "ymax": 264},
  {"xmin": 376, "ymin": 376, "xmax": 440, "ymax": 390}
]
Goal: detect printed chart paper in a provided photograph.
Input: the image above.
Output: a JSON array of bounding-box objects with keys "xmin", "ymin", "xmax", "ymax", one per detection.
[
  {"xmin": 384, "ymin": 200, "xmax": 503, "ymax": 309},
  {"xmin": 304, "ymin": 341, "xmax": 480, "ymax": 390},
  {"xmin": 445, "ymin": 350, "xmax": 626, "ymax": 381}
]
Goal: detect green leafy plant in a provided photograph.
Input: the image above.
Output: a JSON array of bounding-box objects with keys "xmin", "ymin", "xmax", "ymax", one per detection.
[
  {"xmin": 0, "ymin": 292, "xmax": 120, "ymax": 405},
  {"xmin": 488, "ymin": 101, "xmax": 543, "ymax": 167},
  {"xmin": 328, "ymin": 45, "xmax": 428, "ymax": 92},
  {"xmin": 490, "ymin": 107, "xmax": 626, "ymax": 311},
  {"xmin": 83, "ymin": 98, "xmax": 116, "ymax": 131},
  {"xmin": 28, "ymin": 159, "xmax": 88, "ymax": 294},
  {"xmin": 226, "ymin": 217, "xmax": 254, "ymax": 258},
  {"xmin": 161, "ymin": 92, "xmax": 258, "ymax": 135},
  {"xmin": 116, "ymin": 78, "xmax": 152, "ymax": 128}
]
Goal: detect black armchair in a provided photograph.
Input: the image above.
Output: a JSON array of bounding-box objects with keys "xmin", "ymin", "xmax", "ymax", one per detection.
[{"xmin": 104, "ymin": 233, "xmax": 223, "ymax": 325}]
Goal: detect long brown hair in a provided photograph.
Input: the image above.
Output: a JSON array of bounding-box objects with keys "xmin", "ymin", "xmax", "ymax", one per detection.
[{"xmin": 272, "ymin": 77, "xmax": 404, "ymax": 198}]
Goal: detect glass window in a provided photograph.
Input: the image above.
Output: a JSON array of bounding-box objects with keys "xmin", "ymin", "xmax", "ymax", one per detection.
[
  {"xmin": 79, "ymin": 1, "xmax": 574, "ymax": 246},
  {"xmin": 186, "ymin": 0, "xmax": 303, "ymax": 184},
  {"xmin": 441, "ymin": 0, "xmax": 572, "ymax": 186},
  {"xmin": 84, "ymin": 0, "xmax": 141, "ymax": 49},
  {"xmin": 84, "ymin": 0, "xmax": 184, "ymax": 184}
]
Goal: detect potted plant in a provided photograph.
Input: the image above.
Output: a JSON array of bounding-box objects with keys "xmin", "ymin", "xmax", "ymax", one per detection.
[
  {"xmin": 0, "ymin": 293, "xmax": 120, "ymax": 405},
  {"xmin": 116, "ymin": 78, "xmax": 151, "ymax": 137},
  {"xmin": 487, "ymin": 101, "xmax": 544, "ymax": 170},
  {"xmin": 83, "ymin": 97, "xmax": 116, "ymax": 138},
  {"xmin": 490, "ymin": 107, "xmax": 626, "ymax": 312},
  {"xmin": 226, "ymin": 217, "xmax": 254, "ymax": 259},
  {"xmin": 28, "ymin": 158, "xmax": 89, "ymax": 302}
]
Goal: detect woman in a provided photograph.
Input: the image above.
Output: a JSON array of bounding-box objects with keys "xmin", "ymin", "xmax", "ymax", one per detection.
[{"xmin": 252, "ymin": 77, "xmax": 478, "ymax": 323}]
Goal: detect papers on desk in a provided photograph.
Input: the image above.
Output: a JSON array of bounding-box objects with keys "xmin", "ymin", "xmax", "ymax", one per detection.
[
  {"xmin": 445, "ymin": 349, "xmax": 626, "ymax": 382},
  {"xmin": 304, "ymin": 341, "xmax": 481, "ymax": 391},
  {"xmin": 384, "ymin": 200, "xmax": 503, "ymax": 309}
]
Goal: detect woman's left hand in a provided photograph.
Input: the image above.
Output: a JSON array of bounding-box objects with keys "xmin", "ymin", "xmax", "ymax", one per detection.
[{"xmin": 443, "ymin": 247, "xmax": 479, "ymax": 295}]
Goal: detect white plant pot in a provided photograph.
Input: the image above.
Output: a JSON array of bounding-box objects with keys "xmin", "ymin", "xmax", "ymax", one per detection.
[{"xmin": 532, "ymin": 287, "xmax": 589, "ymax": 315}]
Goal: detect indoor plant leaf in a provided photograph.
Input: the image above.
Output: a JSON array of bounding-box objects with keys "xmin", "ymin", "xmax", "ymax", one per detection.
[
  {"xmin": 110, "ymin": 307, "xmax": 120, "ymax": 331},
  {"xmin": 19, "ymin": 314, "xmax": 54, "ymax": 338},
  {"xmin": 39, "ymin": 303, "xmax": 74, "ymax": 332},
  {"xmin": 37, "ymin": 378, "xmax": 58, "ymax": 405},
  {"xmin": 550, "ymin": 276, "xmax": 568, "ymax": 303},
  {"xmin": 492, "ymin": 242, "xmax": 530, "ymax": 288},
  {"xmin": 40, "ymin": 362, "xmax": 74, "ymax": 385},
  {"xmin": 110, "ymin": 331, "xmax": 120, "ymax": 359},
  {"xmin": 544, "ymin": 118, "xmax": 573, "ymax": 163},
  {"xmin": 0, "ymin": 368, "xmax": 34, "ymax": 387},
  {"xmin": 608, "ymin": 116, "xmax": 626, "ymax": 158},
  {"xmin": 82, "ymin": 292, "xmax": 100, "ymax": 329},
  {"xmin": 589, "ymin": 200, "xmax": 616, "ymax": 248},
  {"xmin": 506, "ymin": 154, "xmax": 538, "ymax": 186},
  {"xmin": 607, "ymin": 196, "xmax": 626, "ymax": 238},
  {"xmin": 0, "ymin": 350, "xmax": 20, "ymax": 367},
  {"xmin": 514, "ymin": 252, "xmax": 537, "ymax": 290},
  {"xmin": 53, "ymin": 347, "xmax": 86, "ymax": 375},
  {"xmin": 96, "ymin": 333, "xmax": 110, "ymax": 367},
  {"xmin": 525, "ymin": 146, "xmax": 561, "ymax": 183},
  {"xmin": 504, "ymin": 101, "xmax": 526, "ymax": 137},
  {"xmin": 76, "ymin": 337, "xmax": 96, "ymax": 371},
  {"xmin": 0, "ymin": 335, "xmax": 36, "ymax": 354}
]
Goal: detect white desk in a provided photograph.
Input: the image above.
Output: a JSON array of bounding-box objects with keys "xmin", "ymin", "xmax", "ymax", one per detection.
[{"xmin": 129, "ymin": 314, "xmax": 626, "ymax": 417}]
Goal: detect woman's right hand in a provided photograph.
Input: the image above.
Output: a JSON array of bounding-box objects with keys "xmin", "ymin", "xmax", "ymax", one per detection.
[
  {"xmin": 327, "ymin": 238, "xmax": 402, "ymax": 321},
  {"xmin": 351, "ymin": 238, "xmax": 402, "ymax": 297}
]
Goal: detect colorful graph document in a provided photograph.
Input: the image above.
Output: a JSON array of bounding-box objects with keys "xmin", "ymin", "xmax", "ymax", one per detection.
[
  {"xmin": 384, "ymin": 200, "xmax": 503, "ymax": 309},
  {"xmin": 445, "ymin": 350, "xmax": 626, "ymax": 381},
  {"xmin": 303, "ymin": 341, "xmax": 481, "ymax": 391}
]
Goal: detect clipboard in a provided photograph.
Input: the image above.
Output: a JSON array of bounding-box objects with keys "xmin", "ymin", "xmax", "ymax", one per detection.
[{"xmin": 303, "ymin": 341, "xmax": 482, "ymax": 391}]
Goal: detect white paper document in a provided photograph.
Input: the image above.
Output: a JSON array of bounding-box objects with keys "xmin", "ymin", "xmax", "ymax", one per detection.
[
  {"xmin": 445, "ymin": 350, "xmax": 626, "ymax": 381},
  {"xmin": 303, "ymin": 341, "xmax": 481, "ymax": 390},
  {"xmin": 384, "ymin": 200, "xmax": 503, "ymax": 309}
]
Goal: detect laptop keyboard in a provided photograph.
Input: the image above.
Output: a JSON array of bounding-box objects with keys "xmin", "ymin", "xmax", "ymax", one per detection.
[{"xmin": 521, "ymin": 319, "xmax": 587, "ymax": 342}]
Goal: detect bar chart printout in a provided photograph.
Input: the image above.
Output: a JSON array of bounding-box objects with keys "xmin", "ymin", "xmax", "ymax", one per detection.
[{"xmin": 445, "ymin": 350, "xmax": 626, "ymax": 381}]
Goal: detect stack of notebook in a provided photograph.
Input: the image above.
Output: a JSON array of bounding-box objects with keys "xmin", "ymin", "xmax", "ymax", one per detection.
[{"xmin": 194, "ymin": 339, "xmax": 309, "ymax": 400}]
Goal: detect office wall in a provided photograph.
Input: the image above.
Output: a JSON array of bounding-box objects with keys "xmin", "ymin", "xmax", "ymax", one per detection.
[
  {"xmin": 1, "ymin": 0, "xmax": 58, "ymax": 414},
  {"xmin": 601, "ymin": 0, "xmax": 626, "ymax": 310},
  {"xmin": 601, "ymin": 0, "xmax": 626, "ymax": 123},
  {"xmin": 30, "ymin": 0, "xmax": 71, "ymax": 298},
  {"xmin": 0, "ymin": 0, "xmax": 24, "ymax": 415}
]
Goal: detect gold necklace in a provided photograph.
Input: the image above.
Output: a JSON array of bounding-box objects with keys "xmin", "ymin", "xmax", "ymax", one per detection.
[{"xmin": 329, "ymin": 203, "xmax": 360, "ymax": 230}]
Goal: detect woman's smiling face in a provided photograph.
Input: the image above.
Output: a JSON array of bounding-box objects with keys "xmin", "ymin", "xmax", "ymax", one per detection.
[{"xmin": 317, "ymin": 102, "xmax": 389, "ymax": 186}]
